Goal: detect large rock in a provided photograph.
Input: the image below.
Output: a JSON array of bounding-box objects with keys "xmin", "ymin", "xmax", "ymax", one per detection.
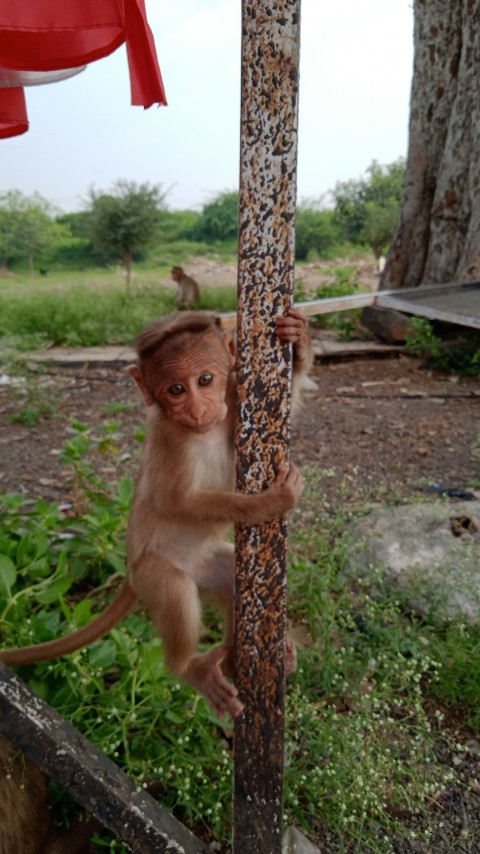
[
  {"xmin": 360, "ymin": 305, "xmax": 413, "ymax": 343},
  {"xmin": 283, "ymin": 826, "xmax": 321, "ymax": 853},
  {"xmin": 344, "ymin": 501, "xmax": 480, "ymax": 622}
]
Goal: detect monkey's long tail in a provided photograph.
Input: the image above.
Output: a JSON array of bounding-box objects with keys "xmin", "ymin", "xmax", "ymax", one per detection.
[{"xmin": 0, "ymin": 580, "xmax": 137, "ymax": 666}]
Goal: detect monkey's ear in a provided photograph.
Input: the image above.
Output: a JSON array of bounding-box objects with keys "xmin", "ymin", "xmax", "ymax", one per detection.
[
  {"xmin": 223, "ymin": 329, "xmax": 237, "ymax": 366},
  {"xmin": 127, "ymin": 364, "xmax": 156, "ymax": 406}
]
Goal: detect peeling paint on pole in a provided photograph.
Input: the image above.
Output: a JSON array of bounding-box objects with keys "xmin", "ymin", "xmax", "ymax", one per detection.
[{"xmin": 233, "ymin": 2, "xmax": 301, "ymax": 852}]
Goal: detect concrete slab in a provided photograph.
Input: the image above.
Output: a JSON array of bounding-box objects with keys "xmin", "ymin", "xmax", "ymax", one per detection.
[
  {"xmin": 24, "ymin": 338, "xmax": 403, "ymax": 367},
  {"xmin": 26, "ymin": 346, "xmax": 136, "ymax": 367},
  {"xmin": 312, "ymin": 339, "xmax": 404, "ymax": 358}
]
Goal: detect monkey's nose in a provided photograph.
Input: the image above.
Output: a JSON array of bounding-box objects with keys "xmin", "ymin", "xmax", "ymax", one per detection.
[{"xmin": 188, "ymin": 398, "xmax": 207, "ymax": 423}]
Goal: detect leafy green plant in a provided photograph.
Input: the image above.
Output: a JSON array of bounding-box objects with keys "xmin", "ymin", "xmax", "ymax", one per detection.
[
  {"xmin": 295, "ymin": 205, "xmax": 342, "ymax": 260},
  {"xmin": 405, "ymin": 318, "xmax": 443, "ymax": 361},
  {"xmin": 0, "ymin": 421, "xmax": 234, "ymax": 850},
  {"xmin": 430, "ymin": 623, "xmax": 480, "ymax": 729},
  {"xmin": 316, "ymin": 265, "xmax": 359, "ymax": 298},
  {"xmin": 102, "ymin": 401, "xmax": 139, "ymax": 417},
  {"xmin": 406, "ymin": 317, "xmax": 480, "ymax": 375},
  {"xmin": 333, "ymin": 159, "xmax": 405, "ymax": 257},
  {"xmin": 301, "ymin": 266, "xmax": 364, "ymax": 340},
  {"xmin": 0, "ymin": 486, "xmax": 234, "ymax": 850},
  {"xmin": 8, "ymin": 369, "xmax": 59, "ymax": 426},
  {"xmin": 0, "ymin": 440, "xmax": 478, "ymax": 851},
  {"xmin": 191, "ymin": 190, "xmax": 239, "ymax": 243}
]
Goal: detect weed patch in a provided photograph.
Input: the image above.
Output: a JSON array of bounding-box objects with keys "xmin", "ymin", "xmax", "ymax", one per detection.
[
  {"xmin": 0, "ymin": 275, "xmax": 237, "ymax": 351},
  {"xmin": 0, "ymin": 442, "xmax": 478, "ymax": 851},
  {"xmin": 406, "ymin": 317, "xmax": 480, "ymax": 376}
]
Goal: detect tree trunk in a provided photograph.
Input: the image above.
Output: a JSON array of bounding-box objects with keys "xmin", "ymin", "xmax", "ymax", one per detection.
[
  {"xmin": 123, "ymin": 249, "xmax": 132, "ymax": 292},
  {"xmin": 382, "ymin": 0, "xmax": 480, "ymax": 290}
]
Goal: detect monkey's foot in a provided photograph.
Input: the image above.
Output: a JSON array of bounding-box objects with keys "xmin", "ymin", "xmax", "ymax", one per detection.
[
  {"xmin": 183, "ymin": 646, "xmax": 244, "ymax": 720},
  {"xmin": 286, "ymin": 636, "xmax": 297, "ymax": 675}
]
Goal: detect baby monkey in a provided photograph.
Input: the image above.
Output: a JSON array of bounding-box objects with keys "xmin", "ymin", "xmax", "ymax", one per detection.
[
  {"xmin": 171, "ymin": 265, "xmax": 200, "ymax": 309},
  {"xmin": 0, "ymin": 309, "xmax": 312, "ymax": 719}
]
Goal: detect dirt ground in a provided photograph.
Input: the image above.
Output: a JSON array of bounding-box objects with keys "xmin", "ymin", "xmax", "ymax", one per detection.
[
  {"xmin": 0, "ymin": 338, "xmax": 479, "ymax": 852},
  {"xmin": 0, "ymin": 337, "xmax": 478, "ymax": 506}
]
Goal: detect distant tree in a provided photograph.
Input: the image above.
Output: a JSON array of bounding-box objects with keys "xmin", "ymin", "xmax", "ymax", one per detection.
[
  {"xmin": 88, "ymin": 179, "xmax": 168, "ymax": 290},
  {"xmin": 157, "ymin": 210, "xmax": 202, "ymax": 243},
  {"xmin": 295, "ymin": 203, "xmax": 341, "ymax": 260},
  {"xmin": 333, "ymin": 159, "xmax": 405, "ymax": 257},
  {"xmin": 0, "ymin": 190, "xmax": 69, "ymax": 274},
  {"xmin": 194, "ymin": 190, "xmax": 239, "ymax": 242},
  {"xmin": 56, "ymin": 211, "xmax": 117, "ymax": 268},
  {"xmin": 361, "ymin": 198, "xmax": 402, "ymax": 259},
  {"xmin": 57, "ymin": 210, "xmax": 93, "ymax": 239}
]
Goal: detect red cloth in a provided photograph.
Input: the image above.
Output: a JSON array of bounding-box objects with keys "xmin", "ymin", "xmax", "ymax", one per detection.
[
  {"xmin": 0, "ymin": 0, "xmax": 167, "ymax": 108},
  {"xmin": 0, "ymin": 88, "xmax": 28, "ymax": 138}
]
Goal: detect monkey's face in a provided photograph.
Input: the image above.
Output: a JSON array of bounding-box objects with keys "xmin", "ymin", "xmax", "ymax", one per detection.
[{"xmin": 148, "ymin": 333, "xmax": 234, "ymax": 433}]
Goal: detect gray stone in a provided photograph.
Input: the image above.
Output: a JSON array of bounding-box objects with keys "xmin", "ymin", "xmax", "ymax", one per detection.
[
  {"xmin": 344, "ymin": 501, "xmax": 480, "ymax": 622},
  {"xmin": 283, "ymin": 825, "xmax": 321, "ymax": 853},
  {"xmin": 360, "ymin": 305, "xmax": 414, "ymax": 344},
  {"xmin": 300, "ymin": 375, "xmax": 319, "ymax": 391}
]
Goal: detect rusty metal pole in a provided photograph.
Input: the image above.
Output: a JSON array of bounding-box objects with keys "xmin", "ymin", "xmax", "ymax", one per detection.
[{"xmin": 233, "ymin": 2, "xmax": 301, "ymax": 853}]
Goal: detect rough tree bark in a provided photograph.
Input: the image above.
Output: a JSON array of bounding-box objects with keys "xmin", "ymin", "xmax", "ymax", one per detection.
[{"xmin": 382, "ymin": 0, "xmax": 480, "ymax": 289}]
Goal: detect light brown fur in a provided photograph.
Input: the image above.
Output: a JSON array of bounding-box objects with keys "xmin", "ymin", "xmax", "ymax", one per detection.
[
  {"xmin": 0, "ymin": 309, "xmax": 312, "ymax": 719},
  {"xmin": 171, "ymin": 266, "xmax": 200, "ymax": 309}
]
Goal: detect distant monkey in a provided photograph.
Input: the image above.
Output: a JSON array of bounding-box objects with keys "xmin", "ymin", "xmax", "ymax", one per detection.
[
  {"xmin": 0, "ymin": 309, "xmax": 312, "ymax": 719},
  {"xmin": 171, "ymin": 266, "xmax": 200, "ymax": 309}
]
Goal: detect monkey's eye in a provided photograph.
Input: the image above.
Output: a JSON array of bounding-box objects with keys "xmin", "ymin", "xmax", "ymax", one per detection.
[
  {"xmin": 167, "ymin": 383, "xmax": 185, "ymax": 396},
  {"xmin": 198, "ymin": 373, "xmax": 214, "ymax": 387}
]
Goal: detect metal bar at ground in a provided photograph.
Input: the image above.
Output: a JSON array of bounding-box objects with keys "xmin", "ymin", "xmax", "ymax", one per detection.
[
  {"xmin": 0, "ymin": 662, "xmax": 209, "ymax": 853},
  {"xmin": 220, "ymin": 280, "xmax": 480, "ymax": 331}
]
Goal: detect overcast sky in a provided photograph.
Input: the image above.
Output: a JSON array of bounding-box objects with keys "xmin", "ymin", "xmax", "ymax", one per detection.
[{"xmin": 1, "ymin": 0, "xmax": 414, "ymax": 213}]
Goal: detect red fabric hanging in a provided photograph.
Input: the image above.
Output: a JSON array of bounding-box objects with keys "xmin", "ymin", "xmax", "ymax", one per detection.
[
  {"xmin": 0, "ymin": 0, "xmax": 167, "ymax": 108},
  {"xmin": 0, "ymin": 88, "xmax": 28, "ymax": 138}
]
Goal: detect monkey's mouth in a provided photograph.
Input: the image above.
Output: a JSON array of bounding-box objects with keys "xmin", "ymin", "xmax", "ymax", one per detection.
[
  {"xmin": 177, "ymin": 418, "xmax": 218, "ymax": 434},
  {"xmin": 175, "ymin": 408, "xmax": 228, "ymax": 434},
  {"xmin": 191, "ymin": 422, "xmax": 219, "ymax": 434}
]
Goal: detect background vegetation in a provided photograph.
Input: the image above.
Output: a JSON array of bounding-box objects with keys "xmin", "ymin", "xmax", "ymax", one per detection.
[
  {"xmin": 0, "ymin": 159, "xmax": 405, "ymax": 277},
  {"xmin": 1, "ymin": 430, "xmax": 478, "ymax": 853},
  {"xmin": 1, "ymin": 159, "xmax": 479, "ymax": 851}
]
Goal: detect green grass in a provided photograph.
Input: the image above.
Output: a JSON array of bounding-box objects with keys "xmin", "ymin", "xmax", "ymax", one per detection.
[
  {"xmin": 1, "ymin": 256, "xmax": 479, "ymax": 850},
  {"xmin": 0, "ymin": 255, "xmax": 379, "ymax": 354},
  {"xmin": 1, "ymin": 431, "xmax": 479, "ymax": 852},
  {"xmin": 0, "ymin": 269, "xmax": 237, "ymax": 352}
]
